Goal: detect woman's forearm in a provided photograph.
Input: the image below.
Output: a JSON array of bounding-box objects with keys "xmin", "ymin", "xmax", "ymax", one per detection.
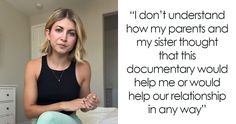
[{"xmin": 25, "ymin": 102, "xmax": 63, "ymax": 119}]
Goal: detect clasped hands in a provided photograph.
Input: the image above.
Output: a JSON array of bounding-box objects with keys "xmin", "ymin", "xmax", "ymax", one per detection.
[
  {"xmin": 61, "ymin": 92, "xmax": 99, "ymax": 112},
  {"xmin": 82, "ymin": 92, "xmax": 100, "ymax": 111}
]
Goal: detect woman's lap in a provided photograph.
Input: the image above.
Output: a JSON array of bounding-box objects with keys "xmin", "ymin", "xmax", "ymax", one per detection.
[{"xmin": 32, "ymin": 111, "xmax": 82, "ymax": 124}]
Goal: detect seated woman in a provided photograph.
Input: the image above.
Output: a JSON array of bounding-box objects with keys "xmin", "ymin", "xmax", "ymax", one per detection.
[{"xmin": 24, "ymin": 8, "xmax": 99, "ymax": 124}]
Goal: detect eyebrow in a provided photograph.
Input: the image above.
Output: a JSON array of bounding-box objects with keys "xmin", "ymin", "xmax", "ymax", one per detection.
[{"xmin": 55, "ymin": 25, "xmax": 76, "ymax": 32}]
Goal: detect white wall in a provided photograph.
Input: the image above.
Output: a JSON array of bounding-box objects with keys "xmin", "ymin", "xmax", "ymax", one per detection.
[
  {"xmin": 0, "ymin": 0, "xmax": 30, "ymax": 123},
  {"xmin": 30, "ymin": 0, "xmax": 118, "ymax": 107}
]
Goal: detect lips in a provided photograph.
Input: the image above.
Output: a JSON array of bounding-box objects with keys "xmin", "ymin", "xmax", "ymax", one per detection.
[{"xmin": 57, "ymin": 44, "xmax": 67, "ymax": 48}]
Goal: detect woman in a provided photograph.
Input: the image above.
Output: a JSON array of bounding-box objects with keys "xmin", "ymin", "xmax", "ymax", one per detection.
[{"xmin": 24, "ymin": 8, "xmax": 99, "ymax": 124}]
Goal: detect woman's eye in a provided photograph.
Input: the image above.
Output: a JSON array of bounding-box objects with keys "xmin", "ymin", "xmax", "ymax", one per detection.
[
  {"xmin": 68, "ymin": 32, "xmax": 76, "ymax": 37},
  {"xmin": 55, "ymin": 28, "xmax": 63, "ymax": 32}
]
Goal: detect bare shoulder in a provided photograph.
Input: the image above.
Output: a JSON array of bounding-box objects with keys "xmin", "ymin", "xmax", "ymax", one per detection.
[
  {"xmin": 75, "ymin": 60, "xmax": 91, "ymax": 82},
  {"xmin": 26, "ymin": 58, "xmax": 41, "ymax": 69},
  {"xmin": 76, "ymin": 60, "xmax": 91, "ymax": 71},
  {"xmin": 25, "ymin": 57, "xmax": 42, "ymax": 78}
]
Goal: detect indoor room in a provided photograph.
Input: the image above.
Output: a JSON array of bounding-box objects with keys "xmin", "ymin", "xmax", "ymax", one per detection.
[{"xmin": 0, "ymin": 0, "xmax": 117, "ymax": 124}]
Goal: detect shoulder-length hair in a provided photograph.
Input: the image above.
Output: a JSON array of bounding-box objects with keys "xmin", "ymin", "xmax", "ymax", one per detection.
[{"xmin": 41, "ymin": 8, "xmax": 86, "ymax": 62}]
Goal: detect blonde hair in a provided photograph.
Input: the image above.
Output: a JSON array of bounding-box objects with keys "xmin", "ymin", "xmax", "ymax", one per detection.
[{"xmin": 41, "ymin": 8, "xmax": 86, "ymax": 62}]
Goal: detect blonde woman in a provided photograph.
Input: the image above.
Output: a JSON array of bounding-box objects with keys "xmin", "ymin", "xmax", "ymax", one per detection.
[{"xmin": 24, "ymin": 8, "xmax": 99, "ymax": 124}]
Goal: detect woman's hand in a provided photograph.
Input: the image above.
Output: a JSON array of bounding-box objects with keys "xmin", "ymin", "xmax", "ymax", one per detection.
[
  {"xmin": 84, "ymin": 93, "xmax": 100, "ymax": 110},
  {"xmin": 60, "ymin": 98, "xmax": 87, "ymax": 111}
]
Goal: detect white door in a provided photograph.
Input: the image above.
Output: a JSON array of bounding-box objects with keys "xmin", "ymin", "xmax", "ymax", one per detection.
[{"xmin": 31, "ymin": 24, "xmax": 45, "ymax": 59}]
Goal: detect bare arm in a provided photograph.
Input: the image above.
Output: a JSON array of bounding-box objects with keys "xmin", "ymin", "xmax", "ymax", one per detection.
[
  {"xmin": 76, "ymin": 61, "xmax": 100, "ymax": 112},
  {"xmin": 77, "ymin": 60, "xmax": 91, "ymax": 98}
]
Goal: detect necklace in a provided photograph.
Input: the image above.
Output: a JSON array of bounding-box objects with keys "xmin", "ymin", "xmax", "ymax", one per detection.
[{"xmin": 50, "ymin": 69, "xmax": 64, "ymax": 82}]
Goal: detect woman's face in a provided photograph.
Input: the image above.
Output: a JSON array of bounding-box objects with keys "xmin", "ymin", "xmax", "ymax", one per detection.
[{"xmin": 46, "ymin": 18, "xmax": 77, "ymax": 55}]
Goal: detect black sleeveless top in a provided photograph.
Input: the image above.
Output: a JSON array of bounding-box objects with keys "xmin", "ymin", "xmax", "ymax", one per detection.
[{"xmin": 37, "ymin": 55, "xmax": 80, "ymax": 115}]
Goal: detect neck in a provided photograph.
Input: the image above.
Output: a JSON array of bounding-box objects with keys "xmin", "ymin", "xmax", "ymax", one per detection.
[{"xmin": 47, "ymin": 53, "xmax": 71, "ymax": 70}]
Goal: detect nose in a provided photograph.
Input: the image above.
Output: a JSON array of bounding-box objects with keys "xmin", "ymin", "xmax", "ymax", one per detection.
[{"xmin": 61, "ymin": 31, "xmax": 67, "ymax": 42}]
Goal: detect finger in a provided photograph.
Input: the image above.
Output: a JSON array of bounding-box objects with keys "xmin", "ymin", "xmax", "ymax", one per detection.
[
  {"xmin": 87, "ymin": 92, "xmax": 96, "ymax": 98},
  {"xmin": 86, "ymin": 93, "xmax": 93, "ymax": 98},
  {"xmin": 84, "ymin": 99, "xmax": 92, "ymax": 108},
  {"xmin": 88, "ymin": 95, "xmax": 99, "ymax": 105},
  {"xmin": 87, "ymin": 94, "xmax": 98, "ymax": 101},
  {"xmin": 79, "ymin": 98, "xmax": 87, "ymax": 109},
  {"xmin": 85, "ymin": 99, "xmax": 98, "ymax": 110},
  {"xmin": 87, "ymin": 99, "xmax": 97, "ymax": 107}
]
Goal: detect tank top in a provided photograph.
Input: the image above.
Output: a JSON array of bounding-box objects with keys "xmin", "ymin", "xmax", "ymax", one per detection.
[{"xmin": 37, "ymin": 55, "xmax": 80, "ymax": 115}]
